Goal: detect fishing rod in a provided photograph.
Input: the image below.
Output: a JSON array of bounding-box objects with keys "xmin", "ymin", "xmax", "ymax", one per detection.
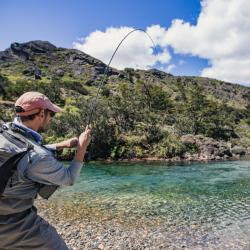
[{"xmin": 86, "ymin": 28, "xmax": 156, "ymax": 126}]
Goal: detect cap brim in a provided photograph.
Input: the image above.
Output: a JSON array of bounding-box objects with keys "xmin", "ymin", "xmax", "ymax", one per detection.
[{"xmin": 47, "ymin": 103, "xmax": 63, "ymax": 113}]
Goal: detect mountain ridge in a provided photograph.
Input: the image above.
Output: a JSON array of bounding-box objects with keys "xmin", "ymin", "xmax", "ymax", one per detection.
[
  {"xmin": 0, "ymin": 40, "xmax": 249, "ymax": 107},
  {"xmin": 0, "ymin": 40, "xmax": 250, "ymax": 161}
]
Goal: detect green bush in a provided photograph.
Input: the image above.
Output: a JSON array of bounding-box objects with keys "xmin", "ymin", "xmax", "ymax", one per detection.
[{"xmin": 153, "ymin": 132, "xmax": 184, "ymax": 158}]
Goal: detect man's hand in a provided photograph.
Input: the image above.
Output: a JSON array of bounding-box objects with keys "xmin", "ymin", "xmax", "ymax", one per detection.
[
  {"xmin": 62, "ymin": 137, "xmax": 79, "ymax": 148},
  {"xmin": 52, "ymin": 137, "xmax": 79, "ymax": 150},
  {"xmin": 78, "ymin": 125, "xmax": 91, "ymax": 149},
  {"xmin": 74, "ymin": 125, "xmax": 91, "ymax": 162}
]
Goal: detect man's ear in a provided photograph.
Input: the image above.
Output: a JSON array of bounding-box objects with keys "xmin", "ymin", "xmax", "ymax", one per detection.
[{"xmin": 38, "ymin": 109, "xmax": 45, "ymax": 118}]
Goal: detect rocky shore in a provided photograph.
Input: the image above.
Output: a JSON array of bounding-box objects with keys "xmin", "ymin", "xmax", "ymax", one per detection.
[
  {"xmin": 35, "ymin": 198, "xmax": 250, "ymax": 250},
  {"xmin": 180, "ymin": 134, "xmax": 249, "ymax": 161},
  {"xmin": 103, "ymin": 135, "xmax": 250, "ymax": 164}
]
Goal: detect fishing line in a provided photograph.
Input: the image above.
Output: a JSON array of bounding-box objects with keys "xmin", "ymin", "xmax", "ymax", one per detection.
[{"xmin": 87, "ymin": 28, "xmax": 157, "ymax": 126}]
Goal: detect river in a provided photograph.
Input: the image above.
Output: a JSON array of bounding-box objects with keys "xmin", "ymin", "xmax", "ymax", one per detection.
[{"xmin": 48, "ymin": 159, "xmax": 250, "ymax": 248}]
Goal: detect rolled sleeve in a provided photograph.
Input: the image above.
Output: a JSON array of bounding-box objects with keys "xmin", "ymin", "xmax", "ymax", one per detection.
[
  {"xmin": 44, "ymin": 144, "xmax": 57, "ymax": 152},
  {"xmin": 27, "ymin": 155, "xmax": 83, "ymax": 186}
]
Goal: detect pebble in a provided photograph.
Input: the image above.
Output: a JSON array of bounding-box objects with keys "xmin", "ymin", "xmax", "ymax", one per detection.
[
  {"xmin": 35, "ymin": 199, "xmax": 250, "ymax": 250},
  {"xmin": 98, "ymin": 243, "xmax": 105, "ymax": 249}
]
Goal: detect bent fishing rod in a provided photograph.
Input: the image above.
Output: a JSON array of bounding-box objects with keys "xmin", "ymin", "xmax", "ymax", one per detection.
[{"xmin": 86, "ymin": 28, "xmax": 156, "ymax": 126}]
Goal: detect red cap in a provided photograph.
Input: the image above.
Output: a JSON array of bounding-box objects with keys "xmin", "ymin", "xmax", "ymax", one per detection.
[{"xmin": 15, "ymin": 91, "xmax": 62, "ymax": 116}]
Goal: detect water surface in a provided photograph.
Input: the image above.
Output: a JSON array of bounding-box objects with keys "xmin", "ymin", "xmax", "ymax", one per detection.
[{"xmin": 55, "ymin": 160, "xmax": 250, "ymax": 247}]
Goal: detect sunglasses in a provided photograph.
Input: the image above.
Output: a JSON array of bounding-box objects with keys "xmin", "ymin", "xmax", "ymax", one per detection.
[
  {"xmin": 45, "ymin": 109, "xmax": 56, "ymax": 118},
  {"xmin": 49, "ymin": 111, "xmax": 56, "ymax": 118}
]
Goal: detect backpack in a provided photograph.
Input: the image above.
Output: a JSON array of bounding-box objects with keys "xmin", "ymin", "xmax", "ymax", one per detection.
[
  {"xmin": 0, "ymin": 124, "xmax": 34, "ymax": 196},
  {"xmin": 0, "ymin": 123, "xmax": 59, "ymax": 199}
]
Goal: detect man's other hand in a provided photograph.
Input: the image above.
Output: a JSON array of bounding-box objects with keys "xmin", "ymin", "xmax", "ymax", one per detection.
[{"xmin": 53, "ymin": 137, "xmax": 79, "ymax": 150}]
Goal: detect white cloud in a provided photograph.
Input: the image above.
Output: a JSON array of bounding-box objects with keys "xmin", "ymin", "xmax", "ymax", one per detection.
[
  {"xmin": 73, "ymin": 26, "xmax": 171, "ymax": 70},
  {"xmin": 73, "ymin": 0, "xmax": 250, "ymax": 85},
  {"xmin": 165, "ymin": 0, "xmax": 250, "ymax": 84},
  {"xmin": 160, "ymin": 64, "xmax": 176, "ymax": 73}
]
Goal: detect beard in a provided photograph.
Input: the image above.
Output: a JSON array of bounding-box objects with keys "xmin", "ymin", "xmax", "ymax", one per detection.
[
  {"xmin": 37, "ymin": 122, "xmax": 48, "ymax": 133},
  {"xmin": 37, "ymin": 126, "xmax": 46, "ymax": 133},
  {"xmin": 37, "ymin": 115, "xmax": 50, "ymax": 133}
]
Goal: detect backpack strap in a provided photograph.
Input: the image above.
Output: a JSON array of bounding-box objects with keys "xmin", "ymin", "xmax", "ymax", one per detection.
[
  {"xmin": 1, "ymin": 128, "xmax": 34, "ymax": 151},
  {"xmin": 0, "ymin": 124, "xmax": 58, "ymax": 200},
  {"xmin": 0, "ymin": 150, "xmax": 30, "ymax": 195},
  {"xmin": 0, "ymin": 125, "xmax": 34, "ymax": 196}
]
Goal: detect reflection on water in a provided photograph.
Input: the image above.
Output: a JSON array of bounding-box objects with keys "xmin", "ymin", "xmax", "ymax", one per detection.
[{"xmin": 55, "ymin": 160, "xmax": 250, "ymax": 245}]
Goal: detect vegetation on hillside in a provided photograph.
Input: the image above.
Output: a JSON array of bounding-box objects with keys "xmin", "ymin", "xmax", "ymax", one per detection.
[{"xmin": 0, "ymin": 41, "xmax": 250, "ymax": 160}]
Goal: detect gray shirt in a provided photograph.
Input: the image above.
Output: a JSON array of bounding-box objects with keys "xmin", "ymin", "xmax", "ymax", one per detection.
[{"xmin": 0, "ymin": 122, "xmax": 83, "ymax": 215}]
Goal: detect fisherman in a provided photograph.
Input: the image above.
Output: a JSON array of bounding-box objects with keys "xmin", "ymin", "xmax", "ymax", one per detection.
[{"xmin": 0, "ymin": 91, "xmax": 91, "ymax": 250}]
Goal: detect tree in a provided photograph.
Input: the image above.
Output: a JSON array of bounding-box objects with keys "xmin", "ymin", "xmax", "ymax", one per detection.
[
  {"xmin": 175, "ymin": 83, "xmax": 208, "ymax": 135},
  {"xmin": 175, "ymin": 83, "xmax": 238, "ymax": 140}
]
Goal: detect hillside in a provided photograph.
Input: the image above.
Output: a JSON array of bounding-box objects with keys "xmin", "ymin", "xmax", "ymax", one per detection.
[{"xmin": 1, "ymin": 40, "xmax": 250, "ymax": 161}]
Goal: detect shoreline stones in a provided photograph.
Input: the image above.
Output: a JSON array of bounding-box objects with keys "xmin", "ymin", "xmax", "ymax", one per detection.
[
  {"xmin": 35, "ymin": 199, "xmax": 250, "ymax": 250},
  {"xmin": 180, "ymin": 134, "xmax": 247, "ymax": 162}
]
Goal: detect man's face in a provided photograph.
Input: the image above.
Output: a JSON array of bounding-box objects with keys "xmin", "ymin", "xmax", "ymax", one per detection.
[{"xmin": 37, "ymin": 110, "xmax": 54, "ymax": 133}]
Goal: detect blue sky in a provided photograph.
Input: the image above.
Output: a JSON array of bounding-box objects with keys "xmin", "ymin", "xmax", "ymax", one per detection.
[
  {"xmin": 1, "ymin": 0, "xmax": 201, "ymax": 48},
  {"xmin": 1, "ymin": 0, "xmax": 249, "ymax": 84}
]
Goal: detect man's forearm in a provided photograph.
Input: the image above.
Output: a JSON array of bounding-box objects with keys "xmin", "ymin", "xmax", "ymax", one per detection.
[
  {"xmin": 49, "ymin": 138, "xmax": 79, "ymax": 150},
  {"xmin": 50, "ymin": 142, "xmax": 67, "ymax": 150},
  {"xmin": 74, "ymin": 145, "xmax": 87, "ymax": 162}
]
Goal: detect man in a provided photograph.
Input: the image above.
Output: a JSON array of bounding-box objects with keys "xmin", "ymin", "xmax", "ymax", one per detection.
[{"xmin": 0, "ymin": 91, "xmax": 91, "ymax": 250}]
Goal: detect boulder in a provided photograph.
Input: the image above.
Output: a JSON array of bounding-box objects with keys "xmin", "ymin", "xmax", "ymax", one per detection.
[
  {"xmin": 247, "ymin": 147, "xmax": 250, "ymax": 154},
  {"xmin": 22, "ymin": 67, "xmax": 42, "ymax": 79},
  {"xmin": 181, "ymin": 134, "xmax": 234, "ymax": 160},
  {"xmin": 94, "ymin": 66, "xmax": 106, "ymax": 74},
  {"xmin": 34, "ymin": 70, "xmax": 42, "ymax": 80},
  {"xmin": 148, "ymin": 69, "xmax": 173, "ymax": 79},
  {"xmin": 11, "ymin": 41, "xmax": 56, "ymax": 55},
  {"xmin": 0, "ymin": 51, "xmax": 14, "ymax": 62},
  {"xmin": 10, "ymin": 41, "xmax": 56, "ymax": 60},
  {"xmin": 10, "ymin": 43, "xmax": 30, "ymax": 60},
  {"xmin": 73, "ymin": 69, "xmax": 81, "ymax": 76},
  {"xmin": 55, "ymin": 69, "xmax": 65, "ymax": 77},
  {"xmin": 231, "ymin": 146, "xmax": 246, "ymax": 155}
]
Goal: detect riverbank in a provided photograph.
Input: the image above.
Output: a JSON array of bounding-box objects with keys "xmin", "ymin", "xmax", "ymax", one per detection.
[
  {"xmin": 102, "ymin": 154, "xmax": 250, "ymax": 164},
  {"xmin": 35, "ymin": 159, "xmax": 250, "ymax": 250},
  {"xmin": 74, "ymin": 134, "xmax": 250, "ymax": 164},
  {"xmin": 35, "ymin": 198, "xmax": 250, "ymax": 250}
]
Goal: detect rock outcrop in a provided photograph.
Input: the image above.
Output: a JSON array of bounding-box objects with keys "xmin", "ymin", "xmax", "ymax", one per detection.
[
  {"xmin": 0, "ymin": 41, "xmax": 56, "ymax": 61},
  {"xmin": 181, "ymin": 134, "xmax": 247, "ymax": 161}
]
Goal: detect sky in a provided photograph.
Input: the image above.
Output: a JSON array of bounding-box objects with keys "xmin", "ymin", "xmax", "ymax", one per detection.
[{"xmin": 1, "ymin": 0, "xmax": 250, "ymax": 86}]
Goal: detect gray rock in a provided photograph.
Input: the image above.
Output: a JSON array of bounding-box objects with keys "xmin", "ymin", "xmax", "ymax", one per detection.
[
  {"xmin": 55, "ymin": 69, "xmax": 65, "ymax": 77},
  {"xmin": 22, "ymin": 67, "xmax": 42, "ymax": 80},
  {"xmin": 94, "ymin": 66, "xmax": 105, "ymax": 74},
  {"xmin": 181, "ymin": 134, "xmax": 235, "ymax": 160},
  {"xmin": 9, "ymin": 41, "xmax": 56, "ymax": 61},
  {"xmin": 231, "ymin": 146, "xmax": 246, "ymax": 155},
  {"xmin": 73, "ymin": 69, "xmax": 82, "ymax": 76},
  {"xmin": 247, "ymin": 147, "xmax": 250, "ymax": 154},
  {"xmin": 13, "ymin": 41, "xmax": 56, "ymax": 54},
  {"xmin": 148, "ymin": 68, "xmax": 173, "ymax": 79}
]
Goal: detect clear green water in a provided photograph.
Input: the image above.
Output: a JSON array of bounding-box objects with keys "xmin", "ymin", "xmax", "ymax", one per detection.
[{"xmin": 56, "ymin": 160, "xmax": 250, "ymax": 244}]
